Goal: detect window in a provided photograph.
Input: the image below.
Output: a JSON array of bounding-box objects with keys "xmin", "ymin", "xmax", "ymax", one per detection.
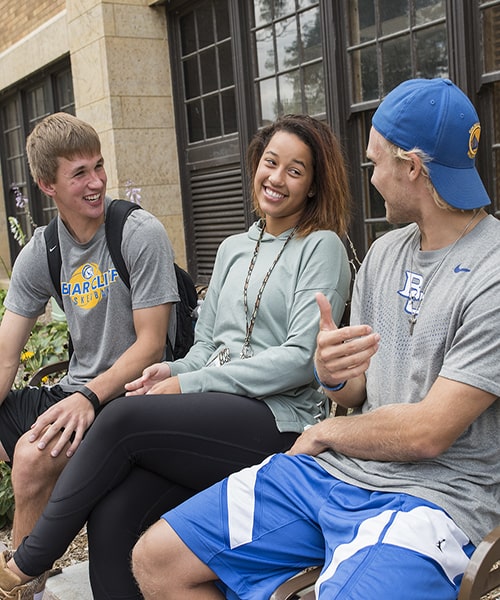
[
  {"xmin": 347, "ymin": 0, "xmax": 448, "ymax": 106},
  {"xmin": 180, "ymin": 0, "xmax": 237, "ymax": 142},
  {"xmin": 0, "ymin": 60, "xmax": 74, "ymax": 264},
  {"xmin": 251, "ymin": 0, "xmax": 324, "ymax": 124},
  {"xmin": 345, "ymin": 0, "xmax": 449, "ymax": 250},
  {"xmin": 479, "ymin": 0, "xmax": 500, "ymax": 215}
]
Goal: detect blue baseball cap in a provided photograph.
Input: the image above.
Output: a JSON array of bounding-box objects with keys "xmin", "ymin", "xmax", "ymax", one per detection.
[{"xmin": 372, "ymin": 78, "xmax": 490, "ymax": 210}]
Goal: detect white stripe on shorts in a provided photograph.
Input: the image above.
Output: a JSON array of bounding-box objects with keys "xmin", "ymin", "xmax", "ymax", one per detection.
[
  {"xmin": 317, "ymin": 505, "xmax": 470, "ymax": 593},
  {"xmin": 227, "ymin": 455, "xmax": 273, "ymax": 549}
]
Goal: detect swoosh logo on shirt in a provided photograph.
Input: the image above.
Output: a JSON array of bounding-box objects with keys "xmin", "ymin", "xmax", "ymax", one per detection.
[
  {"xmin": 454, "ymin": 264, "xmax": 471, "ymax": 273},
  {"xmin": 49, "ymin": 245, "xmax": 58, "ymax": 252}
]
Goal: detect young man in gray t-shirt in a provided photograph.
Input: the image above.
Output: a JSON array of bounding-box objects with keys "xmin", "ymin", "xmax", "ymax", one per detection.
[{"xmin": 0, "ymin": 113, "xmax": 177, "ymax": 597}]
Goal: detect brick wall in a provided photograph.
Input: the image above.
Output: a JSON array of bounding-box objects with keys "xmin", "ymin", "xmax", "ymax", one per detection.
[{"xmin": 0, "ymin": 0, "xmax": 65, "ymax": 53}]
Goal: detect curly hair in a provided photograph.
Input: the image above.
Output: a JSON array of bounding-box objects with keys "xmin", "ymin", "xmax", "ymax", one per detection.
[{"xmin": 247, "ymin": 115, "xmax": 351, "ymax": 237}]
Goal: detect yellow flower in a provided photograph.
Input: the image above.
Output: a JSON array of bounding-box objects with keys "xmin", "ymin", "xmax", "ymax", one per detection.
[{"xmin": 21, "ymin": 351, "xmax": 35, "ymax": 361}]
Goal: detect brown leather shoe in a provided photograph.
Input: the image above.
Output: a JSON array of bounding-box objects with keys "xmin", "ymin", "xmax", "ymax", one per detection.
[{"xmin": 0, "ymin": 550, "xmax": 48, "ymax": 600}]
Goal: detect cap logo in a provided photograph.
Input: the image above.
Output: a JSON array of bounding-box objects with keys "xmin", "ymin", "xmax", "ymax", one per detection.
[{"xmin": 468, "ymin": 123, "xmax": 481, "ymax": 159}]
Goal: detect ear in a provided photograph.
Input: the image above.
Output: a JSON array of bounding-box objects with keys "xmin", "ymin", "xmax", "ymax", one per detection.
[
  {"xmin": 38, "ymin": 179, "xmax": 56, "ymax": 197},
  {"xmin": 307, "ymin": 187, "xmax": 316, "ymax": 198},
  {"xmin": 407, "ymin": 153, "xmax": 423, "ymax": 182}
]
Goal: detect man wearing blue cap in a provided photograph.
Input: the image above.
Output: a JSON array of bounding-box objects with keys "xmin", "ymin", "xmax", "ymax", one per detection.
[{"xmin": 131, "ymin": 78, "xmax": 500, "ymax": 600}]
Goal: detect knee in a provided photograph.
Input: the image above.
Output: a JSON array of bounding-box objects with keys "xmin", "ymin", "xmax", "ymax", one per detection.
[
  {"xmin": 12, "ymin": 432, "xmax": 67, "ymax": 492},
  {"xmin": 132, "ymin": 521, "xmax": 174, "ymax": 594}
]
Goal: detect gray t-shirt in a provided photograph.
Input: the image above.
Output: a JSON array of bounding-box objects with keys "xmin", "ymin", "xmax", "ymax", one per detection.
[
  {"xmin": 5, "ymin": 197, "xmax": 178, "ymax": 388},
  {"xmin": 316, "ymin": 215, "xmax": 500, "ymax": 546}
]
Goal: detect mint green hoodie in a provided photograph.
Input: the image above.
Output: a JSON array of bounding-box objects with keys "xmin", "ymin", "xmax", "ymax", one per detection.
[{"xmin": 169, "ymin": 220, "xmax": 351, "ymax": 433}]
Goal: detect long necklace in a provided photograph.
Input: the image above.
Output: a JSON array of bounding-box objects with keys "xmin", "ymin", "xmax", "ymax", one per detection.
[
  {"xmin": 408, "ymin": 210, "xmax": 482, "ymax": 335},
  {"xmin": 241, "ymin": 221, "xmax": 297, "ymax": 358}
]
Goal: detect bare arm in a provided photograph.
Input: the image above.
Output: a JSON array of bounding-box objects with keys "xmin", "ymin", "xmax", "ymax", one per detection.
[
  {"xmin": 288, "ymin": 376, "xmax": 497, "ymax": 460},
  {"xmin": 291, "ymin": 293, "xmax": 497, "ymax": 460},
  {"xmin": 30, "ymin": 303, "xmax": 171, "ymax": 457},
  {"xmin": 0, "ymin": 310, "xmax": 37, "ymax": 404}
]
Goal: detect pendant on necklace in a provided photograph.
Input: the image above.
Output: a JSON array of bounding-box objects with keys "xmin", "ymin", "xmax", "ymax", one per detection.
[
  {"xmin": 409, "ymin": 314, "xmax": 417, "ymax": 335},
  {"xmin": 240, "ymin": 342, "xmax": 254, "ymax": 359}
]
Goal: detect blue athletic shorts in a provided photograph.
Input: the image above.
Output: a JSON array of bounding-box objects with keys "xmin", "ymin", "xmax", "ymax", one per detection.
[{"xmin": 164, "ymin": 453, "xmax": 475, "ymax": 600}]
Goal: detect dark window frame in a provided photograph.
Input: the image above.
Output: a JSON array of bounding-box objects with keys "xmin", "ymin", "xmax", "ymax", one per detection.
[{"xmin": 0, "ymin": 57, "xmax": 74, "ymax": 265}]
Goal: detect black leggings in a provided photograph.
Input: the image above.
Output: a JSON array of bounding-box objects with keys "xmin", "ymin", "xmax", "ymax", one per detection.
[{"xmin": 14, "ymin": 393, "xmax": 298, "ymax": 599}]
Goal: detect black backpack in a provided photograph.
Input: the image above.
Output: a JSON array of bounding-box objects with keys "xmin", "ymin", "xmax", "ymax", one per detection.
[{"xmin": 44, "ymin": 198, "xmax": 197, "ymax": 361}]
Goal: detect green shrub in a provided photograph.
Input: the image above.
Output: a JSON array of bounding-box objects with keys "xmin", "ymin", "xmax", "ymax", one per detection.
[{"xmin": 0, "ymin": 462, "xmax": 14, "ymax": 529}]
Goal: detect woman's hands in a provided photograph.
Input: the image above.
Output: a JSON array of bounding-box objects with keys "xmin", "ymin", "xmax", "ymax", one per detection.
[{"xmin": 125, "ymin": 362, "xmax": 179, "ymax": 395}]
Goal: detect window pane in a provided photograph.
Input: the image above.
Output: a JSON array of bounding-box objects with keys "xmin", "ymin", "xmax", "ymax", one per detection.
[
  {"xmin": 215, "ymin": 0, "xmax": 230, "ymax": 40},
  {"xmin": 297, "ymin": 0, "xmax": 318, "ymax": 8},
  {"xmin": 254, "ymin": 0, "xmax": 273, "ymax": 27},
  {"xmin": 204, "ymin": 95, "xmax": 221, "ymax": 138},
  {"xmin": 184, "ymin": 56, "xmax": 200, "ymax": 99},
  {"xmin": 279, "ymin": 71, "xmax": 301, "ymax": 114},
  {"xmin": 351, "ymin": 46, "xmax": 378, "ymax": 102},
  {"xmin": 276, "ymin": 16, "xmax": 298, "ymax": 71},
  {"xmin": 483, "ymin": 4, "xmax": 500, "ymax": 73},
  {"xmin": 415, "ymin": 0, "xmax": 445, "ymax": 26},
  {"xmin": 180, "ymin": 12, "xmax": 197, "ymax": 55},
  {"xmin": 493, "ymin": 81, "xmax": 500, "ymax": 210},
  {"xmin": 380, "ymin": 0, "xmax": 409, "ymax": 37},
  {"xmin": 200, "ymin": 47, "xmax": 218, "ymax": 93},
  {"xmin": 259, "ymin": 78, "xmax": 278, "ymax": 124},
  {"xmin": 274, "ymin": 0, "xmax": 295, "ymax": 20},
  {"xmin": 222, "ymin": 89, "xmax": 237, "ymax": 134},
  {"xmin": 26, "ymin": 83, "xmax": 51, "ymax": 127},
  {"xmin": 6, "ymin": 129, "xmax": 22, "ymax": 157},
  {"xmin": 301, "ymin": 8, "xmax": 321, "ymax": 62},
  {"xmin": 349, "ymin": 0, "xmax": 376, "ymax": 44},
  {"xmin": 187, "ymin": 100, "xmax": 203, "ymax": 142},
  {"xmin": 55, "ymin": 69, "xmax": 75, "ymax": 113},
  {"xmin": 256, "ymin": 27, "xmax": 275, "ymax": 77},
  {"xmin": 415, "ymin": 24, "xmax": 448, "ymax": 79},
  {"xmin": 197, "ymin": 3, "xmax": 214, "ymax": 47},
  {"xmin": 304, "ymin": 62, "xmax": 325, "ymax": 115},
  {"xmin": 219, "ymin": 40, "xmax": 234, "ymax": 88},
  {"xmin": 382, "ymin": 36, "xmax": 411, "ymax": 93}
]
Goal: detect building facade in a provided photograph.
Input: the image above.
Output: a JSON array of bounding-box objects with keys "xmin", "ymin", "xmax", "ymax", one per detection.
[{"xmin": 1, "ymin": 0, "xmax": 499, "ymax": 284}]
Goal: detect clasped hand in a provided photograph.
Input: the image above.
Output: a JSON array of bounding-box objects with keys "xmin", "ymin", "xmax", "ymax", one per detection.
[{"xmin": 125, "ymin": 362, "xmax": 180, "ymax": 395}]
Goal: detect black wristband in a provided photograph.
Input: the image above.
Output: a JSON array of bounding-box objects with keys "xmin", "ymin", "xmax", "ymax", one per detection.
[{"xmin": 78, "ymin": 385, "xmax": 101, "ymax": 412}]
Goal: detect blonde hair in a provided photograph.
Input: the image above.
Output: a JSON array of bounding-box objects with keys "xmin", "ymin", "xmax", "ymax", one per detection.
[
  {"xmin": 26, "ymin": 112, "xmax": 101, "ymax": 184},
  {"xmin": 387, "ymin": 142, "xmax": 460, "ymax": 212},
  {"xmin": 247, "ymin": 115, "xmax": 352, "ymax": 237}
]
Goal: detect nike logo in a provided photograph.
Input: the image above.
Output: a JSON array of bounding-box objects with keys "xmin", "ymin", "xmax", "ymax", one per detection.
[
  {"xmin": 49, "ymin": 245, "xmax": 58, "ymax": 252},
  {"xmin": 454, "ymin": 264, "xmax": 470, "ymax": 273}
]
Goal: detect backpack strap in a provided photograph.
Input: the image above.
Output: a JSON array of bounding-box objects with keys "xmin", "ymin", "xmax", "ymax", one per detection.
[
  {"xmin": 43, "ymin": 217, "xmax": 74, "ymax": 358},
  {"xmin": 43, "ymin": 217, "xmax": 63, "ymax": 306},
  {"xmin": 105, "ymin": 199, "xmax": 142, "ymax": 289}
]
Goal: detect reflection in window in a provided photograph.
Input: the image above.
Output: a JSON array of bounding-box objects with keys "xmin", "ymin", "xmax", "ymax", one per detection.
[
  {"xmin": 481, "ymin": 1, "xmax": 500, "ymax": 74},
  {"xmin": 251, "ymin": 1, "xmax": 324, "ymax": 124},
  {"xmin": 347, "ymin": 0, "xmax": 448, "ymax": 104},
  {"xmin": 180, "ymin": 0, "xmax": 237, "ymax": 143}
]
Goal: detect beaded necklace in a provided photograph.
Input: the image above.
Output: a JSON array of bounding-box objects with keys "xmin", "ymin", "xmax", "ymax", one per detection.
[{"xmin": 240, "ymin": 220, "xmax": 297, "ymax": 358}]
